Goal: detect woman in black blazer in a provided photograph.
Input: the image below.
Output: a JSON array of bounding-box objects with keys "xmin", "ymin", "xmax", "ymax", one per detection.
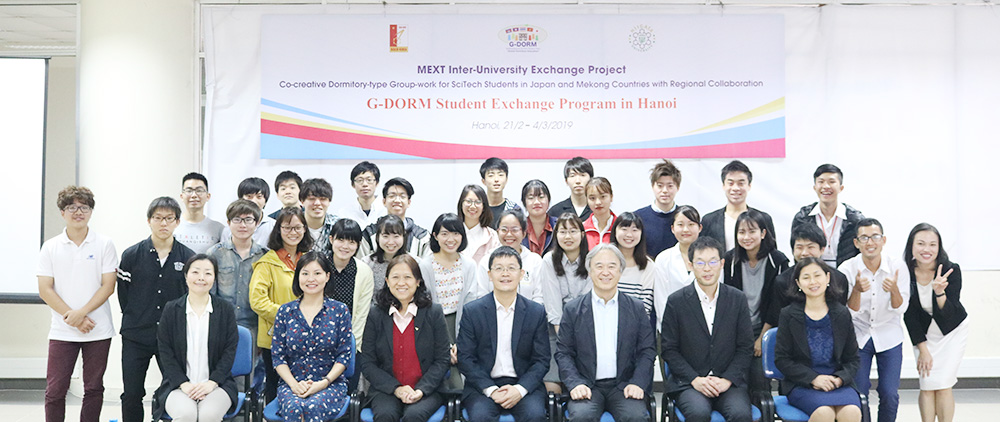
[
  {"xmin": 723, "ymin": 209, "xmax": 789, "ymax": 397},
  {"xmin": 153, "ymin": 254, "xmax": 238, "ymax": 422},
  {"xmin": 360, "ymin": 254, "xmax": 451, "ymax": 422},
  {"xmin": 775, "ymin": 257, "xmax": 861, "ymax": 422},
  {"xmin": 902, "ymin": 223, "xmax": 968, "ymax": 422}
]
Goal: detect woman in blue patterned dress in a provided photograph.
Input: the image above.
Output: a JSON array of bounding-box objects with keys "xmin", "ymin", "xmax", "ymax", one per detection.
[
  {"xmin": 272, "ymin": 251, "xmax": 354, "ymax": 422},
  {"xmin": 775, "ymin": 257, "xmax": 862, "ymax": 422}
]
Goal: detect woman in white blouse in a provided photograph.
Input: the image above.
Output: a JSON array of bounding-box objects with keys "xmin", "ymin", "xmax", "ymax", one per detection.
[
  {"xmin": 653, "ymin": 205, "xmax": 701, "ymax": 332},
  {"xmin": 153, "ymin": 254, "xmax": 238, "ymax": 422},
  {"xmin": 456, "ymin": 184, "xmax": 501, "ymax": 264}
]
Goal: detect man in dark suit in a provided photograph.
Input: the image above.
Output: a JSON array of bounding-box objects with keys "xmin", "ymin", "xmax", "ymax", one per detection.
[
  {"xmin": 765, "ymin": 223, "xmax": 850, "ymax": 329},
  {"xmin": 457, "ymin": 246, "xmax": 550, "ymax": 422},
  {"xmin": 700, "ymin": 160, "xmax": 776, "ymax": 252},
  {"xmin": 556, "ymin": 243, "xmax": 656, "ymax": 421},
  {"xmin": 661, "ymin": 237, "xmax": 754, "ymax": 422}
]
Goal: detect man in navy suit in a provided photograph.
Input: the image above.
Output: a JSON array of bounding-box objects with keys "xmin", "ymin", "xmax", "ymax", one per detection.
[
  {"xmin": 556, "ymin": 243, "xmax": 656, "ymax": 421},
  {"xmin": 457, "ymin": 246, "xmax": 550, "ymax": 422},
  {"xmin": 661, "ymin": 237, "xmax": 754, "ymax": 422}
]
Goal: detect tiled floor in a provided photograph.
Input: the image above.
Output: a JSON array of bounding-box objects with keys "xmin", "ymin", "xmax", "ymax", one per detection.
[{"xmin": 2, "ymin": 388, "xmax": 998, "ymax": 421}]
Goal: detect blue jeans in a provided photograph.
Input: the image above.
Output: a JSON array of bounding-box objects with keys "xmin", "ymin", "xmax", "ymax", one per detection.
[{"xmin": 855, "ymin": 339, "xmax": 902, "ymax": 422}]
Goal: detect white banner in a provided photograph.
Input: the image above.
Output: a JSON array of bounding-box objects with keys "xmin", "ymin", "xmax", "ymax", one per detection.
[{"xmin": 260, "ymin": 14, "xmax": 785, "ymax": 160}]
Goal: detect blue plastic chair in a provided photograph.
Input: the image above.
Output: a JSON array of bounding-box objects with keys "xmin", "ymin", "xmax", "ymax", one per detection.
[
  {"xmin": 661, "ymin": 356, "xmax": 763, "ymax": 422},
  {"xmin": 259, "ymin": 334, "xmax": 356, "ymax": 422},
  {"xmin": 761, "ymin": 327, "xmax": 869, "ymax": 422},
  {"xmin": 161, "ymin": 325, "xmax": 255, "ymax": 421}
]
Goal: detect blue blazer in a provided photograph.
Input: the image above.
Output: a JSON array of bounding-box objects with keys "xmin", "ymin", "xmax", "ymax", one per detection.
[
  {"xmin": 555, "ymin": 291, "xmax": 657, "ymax": 393},
  {"xmin": 456, "ymin": 293, "xmax": 550, "ymax": 398}
]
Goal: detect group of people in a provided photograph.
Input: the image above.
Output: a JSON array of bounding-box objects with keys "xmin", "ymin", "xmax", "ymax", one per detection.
[{"xmin": 36, "ymin": 157, "xmax": 968, "ymax": 422}]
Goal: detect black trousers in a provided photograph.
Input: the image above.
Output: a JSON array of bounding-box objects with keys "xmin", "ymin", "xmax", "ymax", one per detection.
[
  {"xmin": 120, "ymin": 338, "xmax": 162, "ymax": 422},
  {"xmin": 464, "ymin": 376, "xmax": 547, "ymax": 422},
  {"xmin": 261, "ymin": 348, "xmax": 279, "ymax": 403},
  {"xmin": 672, "ymin": 385, "xmax": 752, "ymax": 422},
  {"xmin": 368, "ymin": 391, "xmax": 445, "ymax": 422},
  {"xmin": 566, "ymin": 379, "xmax": 648, "ymax": 422}
]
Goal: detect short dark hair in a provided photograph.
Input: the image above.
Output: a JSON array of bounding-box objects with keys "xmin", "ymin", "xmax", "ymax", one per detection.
[
  {"xmin": 650, "ymin": 159, "xmax": 682, "ymax": 187},
  {"xmin": 292, "ymin": 251, "xmax": 333, "ymax": 297},
  {"xmin": 371, "ymin": 214, "xmax": 407, "ymax": 263},
  {"xmin": 274, "ymin": 170, "xmax": 302, "ymax": 191},
  {"xmin": 383, "ymin": 177, "xmax": 414, "ymax": 198},
  {"xmin": 563, "ymin": 156, "xmax": 594, "ymax": 179},
  {"xmin": 350, "ymin": 161, "xmax": 380, "ymax": 184},
  {"xmin": 904, "ymin": 223, "xmax": 950, "ymax": 269},
  {"xmin": 813, "ymin": 164, "xmax": 843, "ymax": 183},
  {"xmin": 225, "ymin": 199, "xmax": 262, "ymax": 223},
  {"xmin": 488, "ymin": 245, "xmax": 522, "ymax": 269},
  {"xmin": 182, "ymin": 254, "xmax": 219, "ymax": 278},
  {"xmin": 375, "ymin": 254, "xmax": 432, "ymax": 310},
  {"xmin": 521, "ymin": 179, "xmax": 550, "ymax": 206},
  {"xmin": 147, "ymin": 196, "xmax": 182, "ymax": 220},
  {"xmin": 182, "ymin": 172, "xmax": 209, "ymax": 190},
  {"xmin": 430, "ymin": 213, "xmax": 468, "ymax": 253},
  {"xmin": 238, "ymin": 177, "xmax": 270, "ymax": 202},
  {"xmin": 551, "ymin": 212, "xmax": 589, "ymax": 279},
  {"xmin": 497, "ymin": 209, "xmax": 527, "ymax": 231},
  {"xmin": 674, "ymin": 205, "xmax": 701, "ymax": 225},
  {"xmin": 790, "ymin": 222, "xmax": 826, "ymax": 250},
  {"xmin": 734, "ymin": 209, "xmax": 777, "ymax": 262},
  {"xmin": 787, "ymin": 257, "xmax": 844, "ymax": 303},
  {"xmin": 479, "ymin": 157, "xmax": 509, "ymax": 179},
  {"xmin": 268, "ymin": 207, "xmax": 314, "ymax": 252},
  {"xmin": 330, "ymin": 218, "xmax": 363, "ymax": 243},
  {"xmin": 855, "ymin": 218, "xmax": 883, "ymax": 236},
  {"xmin": 458, "ymin": 184, "xmax": 492, "ymax": 229},
  {"xmin": 688, "ymin": 236, "xmax": 724, "ymax": 262},
  {"xmin": 299, "ymin": 178, "xmax": 333, "ymax": 201},
  {"xmin": 720, "ymin": 160, "xmax": 752, "ymax": 184},
  {"xmin": 57, "ymin": 185, "xmax": 95, "ymax": 210},
  {"xmin": 610, "ymin": 211, "xmax": 649, "ymax": 270}
]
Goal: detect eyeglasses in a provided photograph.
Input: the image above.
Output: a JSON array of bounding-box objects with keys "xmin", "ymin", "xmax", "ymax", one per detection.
[
  {"xmin": 557, "ymin": 229, "xmax": 581, "ymax": 237},
  {"xmin": 150, "ymin": 216, "xmax": 177, "ymax": 224},
  {"xmin": 498, "ymin": 226, "xmax": 522, "ymax": 235},
  {"xmin": 281, "ymin": 225, "xmax": 305, "ymax": 233},
  {"xmin": 386, "ymin": 193, "xmax": 409, "ymax": 200},
  {"xmin": 182, "ymin": 188, "xmax": 208, "ymax": 195},
  {"xmin": 463, "ymin": 199, "xmax": 483, "ymax": 207},
  {"xmin": 64, "ymin": 205, "xmax": 92, "ymax": 214},
  {"xmin": 857, "ymin": 234, "xmax": 884, "ymax": 243},
  {"xmin": 490, "ymin": 266, "xmax": 521, "ymax": 274},
  {"xmin": 353, "ymin": 177, "xmax": 377, "ymax": 185},
  {"xmin": 693, "ymin": 260, "xmax": 721, "ymax": 269},
  {"xmin": 230, "ymin": 217, "xmax": 257, "ymax": 225}
]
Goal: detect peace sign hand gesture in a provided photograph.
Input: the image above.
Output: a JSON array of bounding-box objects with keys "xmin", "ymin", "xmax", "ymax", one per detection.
[{"xmin": 933, "ymin": 264, "xmax": 953, "ymax": 296}]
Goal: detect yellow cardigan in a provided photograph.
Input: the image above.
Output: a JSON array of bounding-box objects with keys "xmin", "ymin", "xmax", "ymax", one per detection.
[{"xmin": 249, "ymin": 250, "xmax": 295, "ymax": 349}]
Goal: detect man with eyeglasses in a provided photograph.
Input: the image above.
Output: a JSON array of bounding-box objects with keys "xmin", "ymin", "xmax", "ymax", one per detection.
[
  {"xmin": 661, "ymin": 236, "xmax": 753, "ymax": 422},
  {"xmin": 838, "ymin": 218, "xmax": 909, "ymax": 422},
  {"xmin": 338, "ymin": 161, "xmax": 387, "ymax": 228},
  {"xmin": 207, "ymin": 199, "xmax": 267, "ymax": 336},
  {"xmin": 174, "ymin": 172, "xmax": 225, "ymax": 253},
  {"xmin": 220, "ymin": 177, "xmax": 276, "ymax": 247},
  {"xmin": 37, "ymin": 186, "xmax": 117, "ymax": 422},
  {"xmin": 457, "ymin": 246, "xmax": 550, "ymax": 422},
  {"xmin": 556, "ymin": 244, "xmax": 656, "ymax": 422},
  {"xmin": 116, "ymin": 196, "xmax": 195, "ymax": 422},
  {"xmin": 358, "ymin": 177, "xmax": 432, "ymax": 258}
]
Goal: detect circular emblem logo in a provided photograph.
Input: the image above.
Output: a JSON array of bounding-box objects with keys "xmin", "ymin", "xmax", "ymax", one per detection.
[{"xmin": 629, "ymin": 25, "xmax": 655, "ymax": 52}]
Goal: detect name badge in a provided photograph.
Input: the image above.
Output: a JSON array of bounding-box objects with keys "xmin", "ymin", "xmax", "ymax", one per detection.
[{"xmin": 174, "ymin": 262, "xmax": 184, "ymax": 271}]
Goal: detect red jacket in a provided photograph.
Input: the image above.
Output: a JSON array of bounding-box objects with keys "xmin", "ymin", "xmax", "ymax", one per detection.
[{"xmin": 582, "ymin": 211, "xmax": 616, "ymax": 250}]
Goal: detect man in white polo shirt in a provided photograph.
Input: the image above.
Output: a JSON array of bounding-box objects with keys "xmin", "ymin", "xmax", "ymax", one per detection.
[{"xmin": 37, "ymin": 186, "xmax": 118, "ymax": 422}]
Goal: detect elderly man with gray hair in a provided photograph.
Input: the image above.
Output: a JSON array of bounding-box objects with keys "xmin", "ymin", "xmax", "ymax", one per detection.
[{"xmin": 555, "ymin": 243, "xmax": 656, "ymax": 421}]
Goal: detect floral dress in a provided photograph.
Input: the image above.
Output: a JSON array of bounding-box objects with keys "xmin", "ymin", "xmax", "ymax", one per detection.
[{"xmin": 272, "ymin": 297, "xmax": 353, "ymax": 422}]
